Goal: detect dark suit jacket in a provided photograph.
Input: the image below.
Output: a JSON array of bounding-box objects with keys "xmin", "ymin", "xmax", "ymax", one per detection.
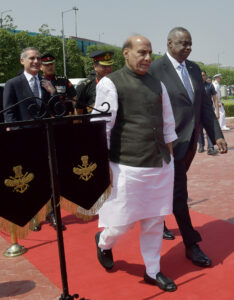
[
  {"xmin": 149, "ymin": 54, "xmax": 223, "ymax": 169},
  {"xmin": 3, "ymin": 73, "xmax": 51, "ymax": 123}
]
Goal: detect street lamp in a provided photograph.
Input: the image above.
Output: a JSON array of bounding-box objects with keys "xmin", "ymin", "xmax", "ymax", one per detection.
[
  {"xmin": 217, "ymin": 51, "xmax": 224, "ymax": 73},
  {"xmin": 0, "ymin": 9, "xmax": 12, "ymax": 28},
  {"xmin": 98, "ymin": 32, "xmax": 104, "ymax": 42},
  {"xmin": 61, "ymin": 7, "xmax": 79, "ymax": 77},
  {"xmin": 73, "ymin": 6, "xmax": 79, "ymax": 38}
]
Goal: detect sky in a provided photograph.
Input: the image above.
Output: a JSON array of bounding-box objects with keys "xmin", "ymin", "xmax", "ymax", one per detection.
[{"xmin": 2, "ymin": 0, "xmax": 234, "ymax": 67}]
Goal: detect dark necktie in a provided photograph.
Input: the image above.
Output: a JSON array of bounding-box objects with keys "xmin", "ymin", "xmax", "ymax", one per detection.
[
  {"xmin": 32, "ymin": 76, "xmax": 39, "ymax": 98},
  {"xmin": 178, "ymin": 64, "xmax": 194, "ymax": 102},
  {"xmin": 31, "ymin": 76, "xmax": 41, "ymax": 106}
]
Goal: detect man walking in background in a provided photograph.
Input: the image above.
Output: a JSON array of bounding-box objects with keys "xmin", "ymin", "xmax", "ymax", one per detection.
[
  {"xmin": 198, "ymin": 70, "xmax": 220, "ymax": 155},
  {"xmin": 213, "ymin": 73, "xmax": 230, "ymax": 131}
]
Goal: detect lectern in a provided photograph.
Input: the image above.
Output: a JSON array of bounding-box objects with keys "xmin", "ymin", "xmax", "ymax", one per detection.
[{"xmin": 0, "ymin": 96, "xmax": 111, "ymax": 300}]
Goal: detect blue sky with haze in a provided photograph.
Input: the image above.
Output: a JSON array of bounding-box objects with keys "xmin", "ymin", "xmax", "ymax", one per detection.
[{"xmin": 2, "ymin": 0, "xmax": 234, "ymax": 66}]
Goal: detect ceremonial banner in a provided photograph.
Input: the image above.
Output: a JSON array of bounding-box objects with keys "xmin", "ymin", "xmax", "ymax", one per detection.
[
  {"xmin": 54, "ymin": 121, "xmax": 110, "ymax": 215},
  {"xmin": 0, "ymin": 127, "xmax": 51, "ymax": 226}
]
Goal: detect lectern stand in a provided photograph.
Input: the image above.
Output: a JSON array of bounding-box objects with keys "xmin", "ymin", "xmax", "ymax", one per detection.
[{"xmin": 0, "ymin": 96, "xmax": 111, "ymax": 300}]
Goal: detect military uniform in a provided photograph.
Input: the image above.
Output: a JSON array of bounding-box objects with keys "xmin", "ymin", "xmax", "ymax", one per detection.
[
  {"xmin": 75, "ymin": 50, "xmax": 114, "ymax": 114},
  {"xmin": 48, "ymin": 75, "xmax": 76, "ymax": 114},
  {"xmin": 75, "ymin": 76, "xmax": 97, "ymax": 113},
  {"xmin": 41, "ymin": 53, "xmax": 76, "ymax": 115}
]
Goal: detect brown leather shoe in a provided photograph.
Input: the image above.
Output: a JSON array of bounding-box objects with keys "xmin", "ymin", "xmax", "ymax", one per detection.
[{"xmin": 144, "ymin": 271, "xmax": 177, "ymax": 292}]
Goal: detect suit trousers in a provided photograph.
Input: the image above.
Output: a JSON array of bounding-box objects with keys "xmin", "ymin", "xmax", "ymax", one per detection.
[
  {"xmin": 98, "ymin": 215, "xmax": 165, "ymax": 278},
  {"xmin": 173, "ymin": 160, "xmax": 202, "ymax": 247}
]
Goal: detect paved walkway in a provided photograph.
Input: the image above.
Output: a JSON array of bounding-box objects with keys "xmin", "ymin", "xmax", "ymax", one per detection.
[{"xmin": 0, "ymin": 118, "xmax": 233, "ymax": 299}]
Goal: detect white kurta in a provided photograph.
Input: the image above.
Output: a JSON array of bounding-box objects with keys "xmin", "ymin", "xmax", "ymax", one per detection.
[{"xmin": 93, "ymin": 77, "xmax": 177, "ymax": 227}]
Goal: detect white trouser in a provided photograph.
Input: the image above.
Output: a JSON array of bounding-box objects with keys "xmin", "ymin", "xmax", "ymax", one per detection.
[
  {"xmin": 218, "ymin": 104, "xmax": 227, "ymax": 128},
  {"xmin": 98, "ymin": 215, "xmax": 165, "ymax": 279}
]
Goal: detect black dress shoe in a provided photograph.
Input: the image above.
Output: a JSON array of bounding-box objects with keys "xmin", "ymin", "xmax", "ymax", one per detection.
[
  {"xmin": 46, "ymin": 213, "xmax": 66, "ymax": 231},
  {"xmin": 163, "ymin": 224, "xmax": 175, "ymax": 240},
  {"xmin": 32, "ymin": 224, "xmax": 41, "ymax": 231},
  {"xmin": 207, "ymin": 148, "xmax": 218, "ymax": 156},
  {"xmin": 144, "ymin": 271, "xmax": 177, "ymax": 292},
  {"xmin": 186, "ymin": 244, "xmax": 212, "ymax": 267},
  {"xmin": 95, "ymin": 232, "xmax": 114, "ymax": 270},
  {"xmin": 198, "ymin": 145, "xmax": 205, "ymax": 153}
]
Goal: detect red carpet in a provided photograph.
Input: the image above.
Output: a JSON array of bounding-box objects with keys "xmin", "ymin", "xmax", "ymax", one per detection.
[{"xmin": 2, "ymin": 210, "xmax": 234, "ymax": 300}]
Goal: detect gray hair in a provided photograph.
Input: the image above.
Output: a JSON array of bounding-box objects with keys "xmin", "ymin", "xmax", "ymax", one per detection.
[
  {"xmin": 20, "ymin": 47, "xmax": 40, "ymax": 59},
  {"xmin": 167, "ymin": 27, "xmax": 191, "ymax": 40}
]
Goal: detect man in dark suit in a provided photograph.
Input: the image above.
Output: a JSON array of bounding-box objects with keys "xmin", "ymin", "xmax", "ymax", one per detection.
[
  {"xmin": 3, "ymin": 47, "xmax": 56, "ymax": 125},
  {"xmin": 149, "ymin": 27, "xmax": 227, "ymax": 267},
  {"xmin": 3, "ymin": 47, "xmax": 56, "ymax": 231}
]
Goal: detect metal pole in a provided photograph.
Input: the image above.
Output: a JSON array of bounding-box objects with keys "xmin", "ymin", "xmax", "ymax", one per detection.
[
  {"xmin": 73, "ymin": 7, "xmax": 78, "ymax": 38},
  {"xmin": 46, "ymin": 122, "xmax": 79, "ymax": 300},
  {"xmin": 62, "ymin": 11, "xmax": 67, "ymax": 77}
]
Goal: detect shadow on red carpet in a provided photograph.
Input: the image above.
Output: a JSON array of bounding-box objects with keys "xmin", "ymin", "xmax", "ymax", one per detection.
[{"xmin": 1, "ymin": 210, "xmax": 233, "ymax": 300}]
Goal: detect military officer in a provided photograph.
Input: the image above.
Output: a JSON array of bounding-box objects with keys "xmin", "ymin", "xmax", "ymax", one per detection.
[
  {"xmin": 40, "ymin": 53, "xmax": 77, "ymax": 115},
  {"xmin": 75, "ymin": 50, "xmax": 113, "ymax": 115}
]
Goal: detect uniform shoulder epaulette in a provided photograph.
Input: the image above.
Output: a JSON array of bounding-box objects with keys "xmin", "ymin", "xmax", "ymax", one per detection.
[{"xmin": 82, "ymin": 78, "xmax": 91, "ymax": 86}]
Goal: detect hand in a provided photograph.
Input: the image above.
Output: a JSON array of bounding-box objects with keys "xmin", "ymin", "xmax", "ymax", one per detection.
[
  {"xmin": 41, "ymin": 79, "xmax": 56, "ymax": 95},
  {"xmin": 216, "ymin": 113, "xmax": 220, "ymax": 119},
  {"xmin": 216, "ymin": 138, "xmax": 228, "ymax": 153}
]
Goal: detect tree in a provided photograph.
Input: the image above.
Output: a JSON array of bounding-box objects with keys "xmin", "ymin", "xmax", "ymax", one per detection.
[
  {"xmin": 38, "ymin": 24, "xmax": 55, "ymax": 36},
  {"xmin": 0, "ymin": 29, "xmax": 18, "ymax": 81},
  {"xmin": 1, "ymin": 15, "xmax": 17, "ymax": 30},
  {"xmin": 65, "ymin": 39, "xmax": 85, "ymax": 78}
]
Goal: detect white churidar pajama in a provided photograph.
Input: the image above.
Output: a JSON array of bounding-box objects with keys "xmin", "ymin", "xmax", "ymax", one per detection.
[{"xmin": 93, "ymin": 76, "xmax": 177, "ymax": 278}]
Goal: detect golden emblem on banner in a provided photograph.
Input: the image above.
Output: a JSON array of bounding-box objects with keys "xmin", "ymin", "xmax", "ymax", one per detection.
[
  {"xmin": 4, "ymin": 165, "xmax": 34, "ymax": 194},
  {"xmin": 73, "ymin": 155, "xmax": 97, "ymax": 181}
]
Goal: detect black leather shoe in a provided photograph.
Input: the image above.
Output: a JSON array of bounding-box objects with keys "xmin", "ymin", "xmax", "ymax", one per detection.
[
  {"xmin": 163, "ymin": 224, "xmax": 175, "ymax": 240},
  {"xmin": 144, "ymin": 271, "xmax": 177, "ymax": 292},
  {"xmin": 32, "ymin": 224, "xmax": 41, "ymax": 231},
  {"xmin": 95, "ymin": 232, "xmax": 114, "ymax": 270},
  {"xmin": 198, "ymin": 145, "xmax": 205, "ymax": 153},
  {"xmin": 186, "ymin": 244, "xmax": 212, "ymax": 267},
  {"xmin": 46, "ymin": 213, "xmax": 66, "ymax": 231},
  {"xmin": 207, "ymin": 148, "xmax": 218, "ymax": 156}
]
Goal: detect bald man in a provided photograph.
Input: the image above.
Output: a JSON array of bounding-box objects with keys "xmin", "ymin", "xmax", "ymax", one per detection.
[
  {"xmin": 149, "ymin": 27, "xmax": 227, "ymax": 267},
  {"xmin": 93, "ymin": 35, "xmax": 177, "ymax": 292}
]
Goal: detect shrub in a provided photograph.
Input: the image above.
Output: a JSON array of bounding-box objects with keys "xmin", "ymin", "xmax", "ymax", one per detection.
[{"xmin": 222, "ymin": 100, "xmax": 234, "ymax": 117}]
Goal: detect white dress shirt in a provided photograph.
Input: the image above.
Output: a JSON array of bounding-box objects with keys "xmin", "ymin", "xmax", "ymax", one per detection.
[
  {"xmin": 24, "ymin": 71, "xmax": 42, "ymax": 98},
  {"xmin": 166, "ymin": 52, "xmax": 194, "ymax": 92}
]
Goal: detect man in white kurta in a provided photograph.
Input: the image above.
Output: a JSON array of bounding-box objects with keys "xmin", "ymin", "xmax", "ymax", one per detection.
[{"xmin": 94, "ymin": 35, "xmax": 178, "ymax": 292}]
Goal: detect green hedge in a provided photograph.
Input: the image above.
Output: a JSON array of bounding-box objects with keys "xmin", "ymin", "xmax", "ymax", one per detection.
[{"xmin": 222, "ymin": 99, "xmax": 234, "ymax": 117}]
